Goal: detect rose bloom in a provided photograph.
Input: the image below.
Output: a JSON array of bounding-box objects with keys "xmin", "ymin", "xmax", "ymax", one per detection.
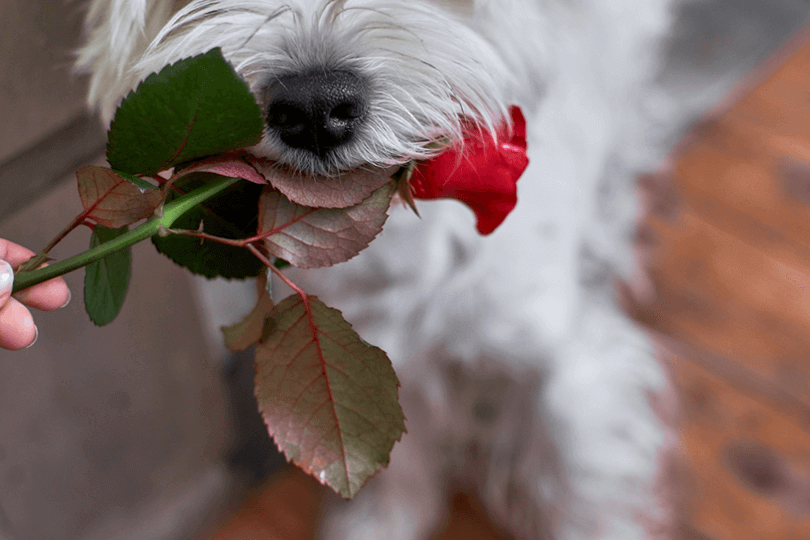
[{"xmin": 409, "ymin": 106, "xmax": 528, "ymax": 235}]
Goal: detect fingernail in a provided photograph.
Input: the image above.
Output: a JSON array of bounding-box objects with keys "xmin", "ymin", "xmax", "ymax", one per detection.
[
  {"xmin": 24, "ymin": 325, "xmax": 38, "ymax": 349},
  {"xmin": 0, "ymin": 260, "xmax": 12, "ymax": 294},
  {"xmin": 60, "ymin": 288, "xmax": 72, "ymax": 309}
]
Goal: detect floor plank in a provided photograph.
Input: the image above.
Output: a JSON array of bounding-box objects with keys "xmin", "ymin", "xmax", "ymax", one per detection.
[{"xmin": 635, "ymin": 25, "xmax": 810, "ymax": 540}]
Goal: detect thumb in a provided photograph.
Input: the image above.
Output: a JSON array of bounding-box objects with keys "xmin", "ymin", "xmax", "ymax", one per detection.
[{"xmin": 0, "ymin": 259, "xmax": 12, "ymax": 307}]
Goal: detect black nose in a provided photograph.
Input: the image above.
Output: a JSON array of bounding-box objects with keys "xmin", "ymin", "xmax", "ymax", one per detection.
[{"xmin": 265, "ymin": 70, "xmax": 369, "ymax": 158}]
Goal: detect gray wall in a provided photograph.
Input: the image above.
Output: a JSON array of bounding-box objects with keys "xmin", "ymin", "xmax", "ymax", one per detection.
[{"xmin": 0, "ymin": 2, "xmax": 250, "ymax": 539}]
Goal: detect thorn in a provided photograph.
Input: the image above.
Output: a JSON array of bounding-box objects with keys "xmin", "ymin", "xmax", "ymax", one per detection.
[{"xmin": 394, "ymin": 162, "xmax": 420, "ymax": 217}]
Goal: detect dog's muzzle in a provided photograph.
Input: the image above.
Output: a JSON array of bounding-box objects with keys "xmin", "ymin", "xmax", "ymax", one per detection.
[{"xmin": 265, "ymin": 70, "xmax": 369, "ymax": 159}]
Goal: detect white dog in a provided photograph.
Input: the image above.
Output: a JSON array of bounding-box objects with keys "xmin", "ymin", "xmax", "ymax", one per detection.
[{"xmin": 76, "ymin": 1, "xmax": 683, "ymax": 538}]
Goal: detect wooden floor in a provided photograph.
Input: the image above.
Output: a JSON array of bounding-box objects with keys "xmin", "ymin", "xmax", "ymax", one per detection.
[
  {"xmin": 209, "ymin": 27, "xmax": 810, "ymax": 540},
  {"xmin": 632, "ymin": 26, "xmax": 810, "ymax": 540}
]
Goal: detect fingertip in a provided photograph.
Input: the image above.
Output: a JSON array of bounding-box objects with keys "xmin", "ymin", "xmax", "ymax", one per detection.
[
  {"xmin": 60, "ymin": 287, "xmax": 72, "ymax": 309},
  {"xmin": 24, "ymin": 325, "xmax": 39, "ymax": 349},
  {"xmin": 0, "ymin": 298, "xmax": 37, "ymax": 351}
]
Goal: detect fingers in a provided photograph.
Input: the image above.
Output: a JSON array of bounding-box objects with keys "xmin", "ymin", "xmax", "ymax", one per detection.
[
  {"xmin": 0, "ymin": 239, "xmax": 72, "ymax": 351},
  {"xmin": 0, "ymin": 239, "xmax": 71, "ymax": 311},
  {"xmin": 0, "ymin": 239, "xmax": 34, "ymax": 263},
  {"xmin": 0, "ymin": 260, "xmax": 37, "ymax": 350},
  {"xmin": 13, "ymin": 277, "xmax": 71, "ymax": 311}
]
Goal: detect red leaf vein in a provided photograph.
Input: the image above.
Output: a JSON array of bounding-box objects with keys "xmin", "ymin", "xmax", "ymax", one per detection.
[{"xmin": 301, "ymin": 295, "xmax": 351, "ymax": 486}]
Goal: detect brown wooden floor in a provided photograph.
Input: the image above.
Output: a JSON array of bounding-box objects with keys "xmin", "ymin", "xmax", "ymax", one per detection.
[
  {"xmin": 209, "ymin": 27, "xmax": 810, "ymax": 540},
  {"xmin": 631, "ymin": 25, "xmax": 810, "ymax": 540},
  {"xmin": 208, "ymin": 467, "xmax": 513, "ymax": 540}
]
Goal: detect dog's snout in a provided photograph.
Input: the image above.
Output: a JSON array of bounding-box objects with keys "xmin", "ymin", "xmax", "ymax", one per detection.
[{"xmin": 266, "ymin": 70, "xmax": 368, "ymax": 158}]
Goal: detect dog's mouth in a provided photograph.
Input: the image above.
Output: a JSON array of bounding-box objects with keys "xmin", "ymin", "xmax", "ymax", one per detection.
[
  {"xmin": 246, "ymin": 155, "xmax": 400, "ymax": 209},
  {"xmin": 254, "ymin": 69, "xmax": 386, "ymax": 207}
]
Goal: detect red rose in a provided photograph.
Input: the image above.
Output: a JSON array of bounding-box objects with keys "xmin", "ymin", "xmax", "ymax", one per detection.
[{"xmin": 409, "ymin": 106, "xmax": 528, "ymax": 235}]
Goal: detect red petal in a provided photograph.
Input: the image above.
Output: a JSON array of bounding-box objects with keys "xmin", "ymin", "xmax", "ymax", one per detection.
[{"xmin": 410, "ymin": 106, "xmax": 529, "ymax": 235}]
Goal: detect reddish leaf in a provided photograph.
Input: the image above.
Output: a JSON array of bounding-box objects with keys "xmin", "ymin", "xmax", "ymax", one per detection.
[
  {"xmin": 249, "ymin": 156, "xmax": 397, "ymax": 208},
  {"xmin": 222, "ymin": 274, "xmax": 275, "ymax": 351},
  {"xmin": 178, "ymin": 152, "xmax": 268, "ymax": 185},
  {"xmin": 77, "ymin": 166, "xmax": 164, "ymax": 228},
  {"xmin": 258, "ymin": 182, "xmax": 395, "ymax": 269},
  {"xmin": 410, "ymin": 106, "xmax": 529, "ymax": 235},
  {"xmin": 255, "ymin": 294, "xmax": 405, "ymax": 498}
]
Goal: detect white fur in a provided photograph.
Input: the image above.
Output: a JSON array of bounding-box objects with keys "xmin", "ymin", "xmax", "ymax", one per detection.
[{"xmin": 77, "ymin": 1, "xmax": 682, "ymax": 538}]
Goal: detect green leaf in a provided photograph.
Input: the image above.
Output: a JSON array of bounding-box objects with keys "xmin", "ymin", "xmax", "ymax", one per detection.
[
  {"xmin": 84, "ymin": 225, "xmax": 132, "ymax": 326},
  {"xmin": 255, "ymin": 294, "xmax": 406, "ymax": 499},
  {"xmin": 151, "ymin": 174, "xmax": 264, "ymax": 279},
  {"xmin": 107, "ymin": 48, "xmax": 264, "ymax": 176}
]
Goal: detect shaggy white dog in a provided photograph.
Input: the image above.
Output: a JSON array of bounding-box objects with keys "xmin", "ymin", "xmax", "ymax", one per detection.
[{"xmin": 76, "ymin": 1, "xmax": 683, "ymax": 538}]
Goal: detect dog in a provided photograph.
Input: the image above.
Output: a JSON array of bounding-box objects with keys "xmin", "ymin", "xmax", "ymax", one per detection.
[{"xmin": 76, "ymin": 1, "xmax": 684, "ymax": 538}]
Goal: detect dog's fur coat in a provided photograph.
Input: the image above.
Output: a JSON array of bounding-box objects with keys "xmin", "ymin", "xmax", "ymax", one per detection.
[{"xmin": 77, "ymin": 1, "xmax": 684, "ymax": 538}]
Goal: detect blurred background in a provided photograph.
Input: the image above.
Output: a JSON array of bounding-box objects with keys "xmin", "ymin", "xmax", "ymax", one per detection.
[{"xmin": 3, "ymin": 1, "xmax": 810, "ymax": 539}]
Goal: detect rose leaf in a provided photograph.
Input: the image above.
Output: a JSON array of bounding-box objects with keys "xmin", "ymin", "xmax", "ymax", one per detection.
[
  {"xmin": 255, "ymin": 294, "xmax": 405, "ymax": 498},
  {"xmin": 222, "ymin": 273, "xmax": 275, "ymax": 351},
  {"xmin": 249, "ymin": 156, "xmax": 397, "ymax": 208},
  {"xmin": 258, "ymin": 182, "xmax": 395, "ymax": 269},
  {"xmin": 84, "ymin": 225, "xmax": 132, "ymax": 326},
  {"xmin": 151, "ymin": 174, "xmax": 265, "ymax": 279},
  {"xmin": 107, "ymin": 48, "xmax": 264, "ymax": 176},
  {"xmin": 77, "ymin": 166, "xmax": 164, "ymax": 228}
]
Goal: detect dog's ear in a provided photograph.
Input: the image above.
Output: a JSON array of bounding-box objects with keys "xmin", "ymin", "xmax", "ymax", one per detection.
[{"xmin": 74, "ymin": 0, "xmax": 180, "ymax": 125}]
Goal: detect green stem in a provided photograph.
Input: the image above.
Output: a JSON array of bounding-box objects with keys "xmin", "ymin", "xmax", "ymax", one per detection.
[{"xmin": 12, "ymin": 177, "xmax": 240, "ymax": 293}]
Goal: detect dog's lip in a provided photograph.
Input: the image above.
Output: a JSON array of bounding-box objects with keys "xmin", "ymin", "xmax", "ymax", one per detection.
[{"xmin": 247, "ymin": 155, "xmax": 399, "ymax": 208}]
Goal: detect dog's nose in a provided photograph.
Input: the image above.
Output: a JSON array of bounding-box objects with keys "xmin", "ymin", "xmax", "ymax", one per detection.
[{"xmin": 265, "ymin": 70, "xmax": 368, "ymax": 158}]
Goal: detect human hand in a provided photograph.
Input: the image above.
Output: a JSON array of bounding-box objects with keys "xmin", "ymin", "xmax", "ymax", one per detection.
[{"xmin": 0, "ymin": 240, "xmax": 71, "ymax": 350}]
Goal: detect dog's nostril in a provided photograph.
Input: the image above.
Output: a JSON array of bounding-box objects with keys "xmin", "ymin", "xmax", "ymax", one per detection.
[
  {"xmin": 330, "ymin": 102, "xmax": 363, "ymax": 122},
  {"xmin": 267, "ymin": 104, "xmax": 307, "ymax": 134},
  {"xmin": 265, "ymin": 70, "xmax": 369, "ymax": 159}
]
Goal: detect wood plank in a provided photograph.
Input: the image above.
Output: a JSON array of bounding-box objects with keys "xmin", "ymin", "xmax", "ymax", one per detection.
[
  {"xmin": 660, "ymin": 342, "xmax": 810, "ymax": 540},
  {"xmin": 632, "ymin": 22, "xmax": 810, "ymax": 540}
]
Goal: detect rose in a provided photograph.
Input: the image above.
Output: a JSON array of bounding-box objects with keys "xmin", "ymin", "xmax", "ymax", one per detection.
[{"xmin": 409, "ymin": 106, "xmax": 529, "ymax": 235}]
